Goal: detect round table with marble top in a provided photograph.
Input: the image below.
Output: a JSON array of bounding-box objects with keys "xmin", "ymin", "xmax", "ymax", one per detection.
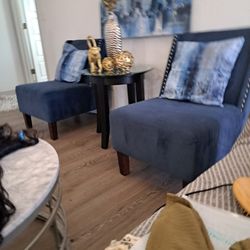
[{"xmin": 0, "ymin": 139, "xmax": 68, "ymax": 249}]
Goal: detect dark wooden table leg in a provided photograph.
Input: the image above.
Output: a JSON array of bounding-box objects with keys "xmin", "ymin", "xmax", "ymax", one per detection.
[
  {"xmin": 127, "ymin": 83, "xmax": 136, "ymax": 104},
  {"xmin": 95, "ymin": 82, "xmax": 110, "ymax": 149},
  {"xmin": 94, "ymin": 84, "xmax": 101, "ymax": 133},
  {"xmin": 135, "ymin": 74, "xmax": 145, "ymax": 102}
]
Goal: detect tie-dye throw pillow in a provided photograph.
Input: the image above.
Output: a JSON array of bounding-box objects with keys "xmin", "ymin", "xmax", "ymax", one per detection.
[
  {"xmin": 161, "ymin": 37, "xmax": 245, "ymax": 106},
  {"xmin": 55, "ymin": 43, "xmax": 88, "ymax": 83}
]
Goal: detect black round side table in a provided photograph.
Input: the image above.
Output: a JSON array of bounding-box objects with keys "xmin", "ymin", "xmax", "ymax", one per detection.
[{"xmin": 81, "ymin": 65, "xmax": 152, "ymax": 149}]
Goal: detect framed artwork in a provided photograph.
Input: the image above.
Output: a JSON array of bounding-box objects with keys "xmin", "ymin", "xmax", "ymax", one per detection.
[{"xmin": 101, "ymin": 0, "xmax": 192, "ymax": 38}]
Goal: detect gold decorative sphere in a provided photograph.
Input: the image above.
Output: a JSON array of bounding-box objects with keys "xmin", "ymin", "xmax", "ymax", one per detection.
[
  {"xmin": 114, "ymin": 51, "xmax": 134, "ymax": 72},
  {"xmin": 102, "ymin": 57, "xmax": 115, "ymax": 72}
]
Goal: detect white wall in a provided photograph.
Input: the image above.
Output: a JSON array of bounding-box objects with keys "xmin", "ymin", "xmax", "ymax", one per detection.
[
  {"xmin": 192, "ymin": 0, "xmax": 250, "ymax": 31},
  {"xmin": 36, "ymin": 0, "xmax": 250, "ymax": 108},
  {"xmin": 35, "ymin": 0, "xmax": 101, "ymax": 79},
  {"xmin": 0, "ymin": 0, "xmax": 25, "ymax": 92}
]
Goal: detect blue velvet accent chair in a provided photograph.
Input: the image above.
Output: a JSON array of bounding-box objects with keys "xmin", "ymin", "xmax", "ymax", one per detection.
[
  {"xmin": 110, "ymin": 28, "xmax": 250, "ymax": 184},
  {"xmin": 16, "ymin": 39, "xmax": 106, "ymax": 140}
]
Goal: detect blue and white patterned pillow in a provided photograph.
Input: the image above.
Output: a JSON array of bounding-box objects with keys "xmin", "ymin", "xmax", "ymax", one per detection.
[
  {"xmin": 55, "ymin": 43, "xmax": 87, "ymax": 82},
  {"xmin": 161, "ymin": 37, "xmax": 245, "ymax": 106}
]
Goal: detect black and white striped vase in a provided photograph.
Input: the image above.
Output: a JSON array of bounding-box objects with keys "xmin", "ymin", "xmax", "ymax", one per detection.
[{"xmin": 104, "ymin": 12, "xmax": 122, "ymax": 58}]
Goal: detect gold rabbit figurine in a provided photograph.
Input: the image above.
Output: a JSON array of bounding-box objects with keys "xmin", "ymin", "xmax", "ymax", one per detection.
[{"xmin": 87, "ymin": 36, "xmax": 102, "ymax": 74}]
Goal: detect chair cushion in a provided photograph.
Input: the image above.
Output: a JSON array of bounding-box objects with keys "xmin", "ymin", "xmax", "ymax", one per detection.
[
  {"xmin": 55, "ymin": 43, "xmax": 88, "ymax": 82},
  {"xmin": 16, "ymin": 81, "xmax": 95, "ymax": 122},
  {"xmin": 110, "ymin": 98, "xmax": 243, "ymax": 182},
  {"xmin": 161, "ymin": 37, "xmax": 245, "ymax": 106}
]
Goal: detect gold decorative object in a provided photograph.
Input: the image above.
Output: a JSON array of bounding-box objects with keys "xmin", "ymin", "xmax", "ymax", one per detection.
[
  {"xmin": 114, "ymin": 51, "xmax": 134, "ymax": 73},
  {"xmin": 103, "ymin": 0, "xmax": 122, "ymax": 58},
  {"xmin": 87, "ymin": 36, "xmax": 102, "ymax": 74},
  {"xmin": 103, "ymin": 0, "xmax": 116, "ymax": 12},
  {"xmin": 102, "ymin": 57, "xmax": 115, "ymax": 72},
  {"xmin": 233, "ymin": 177, "xmax": 250, "ymax": 215}
]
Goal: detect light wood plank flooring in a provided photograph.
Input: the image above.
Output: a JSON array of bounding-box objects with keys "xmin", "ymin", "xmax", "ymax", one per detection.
[{"xmin": 0, "ymin": 110, "xmax": 181, "ymax": 250}]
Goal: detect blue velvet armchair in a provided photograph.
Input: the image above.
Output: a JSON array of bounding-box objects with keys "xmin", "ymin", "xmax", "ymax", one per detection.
[
  {"xmin": 16, "ymin": 39, "xmax": 106, "ymax": 140},
  {"xmin": 110, "ymin": 28, "xmax": 250, "ymax": 184}
]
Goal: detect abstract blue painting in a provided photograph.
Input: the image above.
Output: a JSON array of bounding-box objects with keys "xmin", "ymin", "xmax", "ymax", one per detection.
[{"xmin": 101, "ymin": 0, "xmax": 192, "ymax": 38}]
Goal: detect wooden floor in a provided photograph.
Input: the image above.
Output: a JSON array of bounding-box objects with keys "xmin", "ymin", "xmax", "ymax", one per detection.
[{"xmin": 0, "ymin": 110, "xmax": 181, "ymax": 250}]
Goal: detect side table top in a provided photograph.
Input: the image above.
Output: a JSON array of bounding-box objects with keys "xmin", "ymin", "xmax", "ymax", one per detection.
[
  {"xmin": 82, "ymin": 64, "xmax": 152, "ymax": 77},
  {"xmin": 0, "ymin": 139, "xmax": 59, "ymax": 244}
]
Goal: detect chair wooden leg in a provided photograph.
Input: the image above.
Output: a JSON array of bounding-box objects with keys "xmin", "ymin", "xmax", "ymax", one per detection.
[
  {"xmin": 48, "ymin": 122, "xmax": 58, "ymax": 140},
  {"xmin": 23, "ymin": 113, "xmax": 32, "ymax": 128},
  {"xmin": 117, "ymin": 151, "xmax": 130, "ymax": 175}
]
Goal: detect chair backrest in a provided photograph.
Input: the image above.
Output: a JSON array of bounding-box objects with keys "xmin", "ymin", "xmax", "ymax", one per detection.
[
  {"xmin": 161, "ymin": 28, "xmax": 250, "ymax": 114},
  {"xmin": 65, "ymin": 38, "xmax": 107, "ymax": 69}
]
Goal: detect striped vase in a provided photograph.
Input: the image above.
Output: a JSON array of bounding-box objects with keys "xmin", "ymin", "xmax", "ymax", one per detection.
[{"xmin": 104, "ymin": 12, "xmax": 122, "ymax": 58}]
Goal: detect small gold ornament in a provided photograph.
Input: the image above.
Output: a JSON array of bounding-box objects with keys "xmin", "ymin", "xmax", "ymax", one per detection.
[
  {"xmin": 87, "ymin": 36, "xmax": 102, "ymax": 74},
  {"xmin": 103, "ymin": 0, "xmax": 117, "ymax": 12},
  {"xmin": 114, "ymin": 51, "xmax": 134, "ymax": 73},
  {"xmin": 102, "ymin": 57, "xmax": 115, "ymax": 72}
]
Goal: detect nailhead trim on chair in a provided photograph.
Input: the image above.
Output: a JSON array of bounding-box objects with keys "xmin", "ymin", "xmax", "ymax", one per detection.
[
  {"xmin": 241, "ymin": 77, "xmax": 250, "ymax": 112},
  {"xmin": 97, "ymin": 39, "xmax": 102, "ymax": 48},
  {"xmin": 159, "ymin": 35, "xmax": 178, "ymax": 96}
]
